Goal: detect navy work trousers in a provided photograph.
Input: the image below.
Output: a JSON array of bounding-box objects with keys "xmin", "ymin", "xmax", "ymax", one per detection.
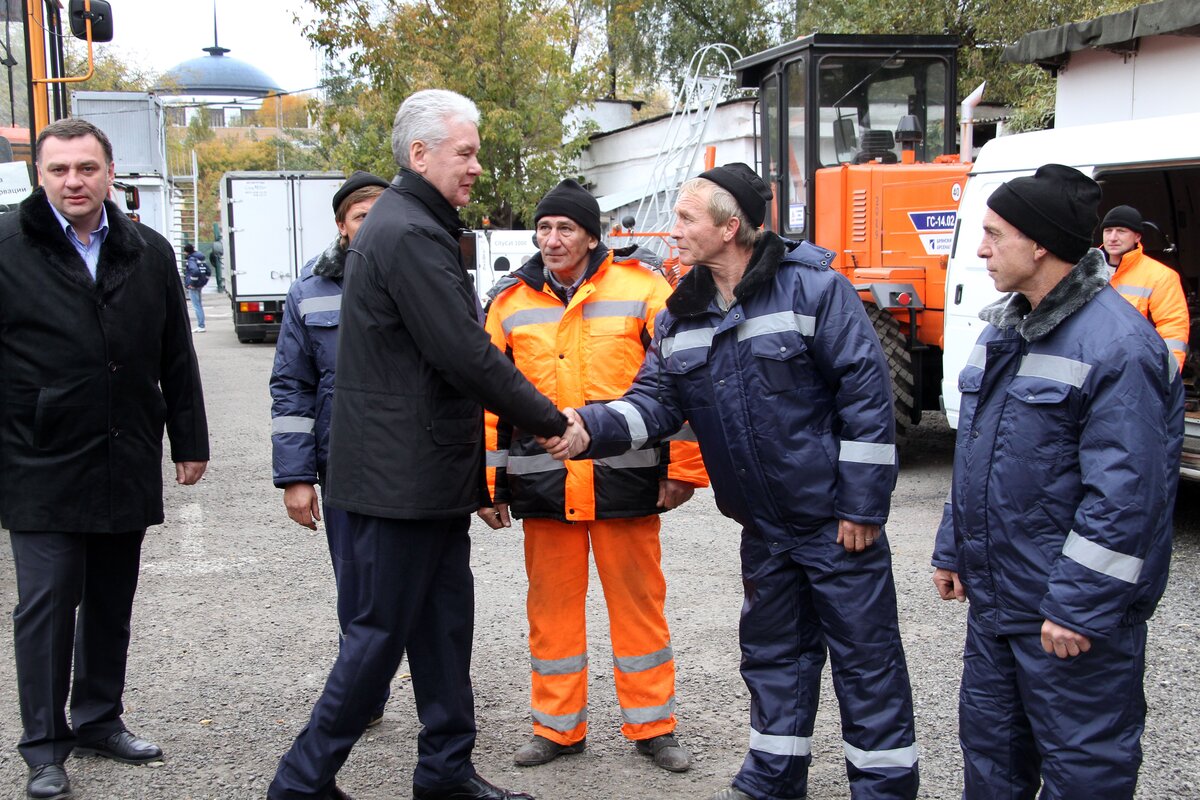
[
  {"xmin": 268, "ymin": 513, "xmax": 477, "ymax": 800},
  {"xmin": 959, "ymin": 616, "xmax": 1147, "ymax": 800},
  {"xmin": 324, "ymin": 502, "xmax": 390, "ymax": 718},
  {"xmin": 733, "ymin": 522, "xmax": 919, "ymax": 800},
  {"xmin": 9, "ymin": 529, "xmax": 146, "ymax": 766}
]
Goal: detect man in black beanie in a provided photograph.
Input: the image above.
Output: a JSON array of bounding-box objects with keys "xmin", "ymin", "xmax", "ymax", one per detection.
[
  {"xmin": 1099, "ymin": 204, "xmax": 1189, "ymax": 370},
  {"xmin": 549, "ymin": 164, "xmax": 919, "ymax": 800},
  {"xmin": 480, "ymin": 178, "xmax": 707, "ymax": 775},
  {"xmin": 933, "ymin": 164, "xmax": 1183, "ymax": 799}
]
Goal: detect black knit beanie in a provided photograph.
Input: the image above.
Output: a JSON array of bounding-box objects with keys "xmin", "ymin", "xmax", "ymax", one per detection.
[
  {"xmin": 332, "ymin": 171, "xmax": 389, "ymax": 214},
  {"xmin": 986, "ymin": 164, "xmax": 1101, "ymax": 264},
  {"xmin": 535, "ymin": 179, "xmax": 602, "ymax": 240},
  {"xmin": 698, "ymin": 162, "xmax": 773, "ymax": 228},
  {"xmin": 1100, "ymin": 205, "xmax": 1144, "ymax": 233}
]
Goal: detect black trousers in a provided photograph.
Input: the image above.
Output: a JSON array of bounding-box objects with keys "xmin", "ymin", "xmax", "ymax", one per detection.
[
  {"xmin": 269, "ymin": 513, "xmax": 477, "ymax": 800},
  {"xmin": 9, "ymin": 530, "xmax": 146, "ymax": 766}
]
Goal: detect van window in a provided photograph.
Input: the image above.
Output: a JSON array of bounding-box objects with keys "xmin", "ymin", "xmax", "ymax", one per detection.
[{"xmin": 1094, "ymin": 165, "xmax": 1200, "ymax": 282}]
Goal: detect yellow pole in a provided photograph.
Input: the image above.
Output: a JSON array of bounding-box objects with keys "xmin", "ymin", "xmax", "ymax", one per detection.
[
  {"xmin": 30, "ymin": 0, "xmax": 98, "ymax": 137},
  {"xmin": 26, "ymin": 0, "xmax": 50, "ymax": 137}
]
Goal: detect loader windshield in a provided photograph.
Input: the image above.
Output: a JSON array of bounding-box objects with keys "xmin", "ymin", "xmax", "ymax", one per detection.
[{"xmin": 817, "ymin": 54, "xmax": 949, "ymax": 167}]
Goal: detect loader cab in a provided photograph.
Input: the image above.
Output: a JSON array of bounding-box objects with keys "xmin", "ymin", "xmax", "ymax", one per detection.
[{"xmin": 734, "ymin": 34, "xmax": 959, "ymax": 238}]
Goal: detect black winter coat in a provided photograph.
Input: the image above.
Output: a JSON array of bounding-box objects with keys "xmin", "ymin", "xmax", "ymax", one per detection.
[
  {"xmin": 324, "ymin": 170, "xmax": 566, "ymax": 519},
  {"xmin": 0, "ymin": 189, "xmax": 209, "ymax": 533}
]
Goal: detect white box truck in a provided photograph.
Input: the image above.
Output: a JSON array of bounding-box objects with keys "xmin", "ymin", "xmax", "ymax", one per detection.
[{"xmin": 220, "ymin": 171, "xmax": 344, "ymax": 343}]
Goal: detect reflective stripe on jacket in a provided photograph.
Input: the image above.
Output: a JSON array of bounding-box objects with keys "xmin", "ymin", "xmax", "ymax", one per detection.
[
  {"xmin": 575, "ymin": 234, "xmax": 897, "ymax": 544},
  {"xmin": 484, "ymin": 247, "xmax": 707, "ymax": 522},
  {"xmin": 269, "ymin": 243, "xmax": 343, "ymax": 487},
  {"xmin": 1110, "ymin": 244, "xmax": 1189, "ymax": 369},
  {"xmin": 934, "ymin": 250, "xmax": 1183, "ymax": 638}
]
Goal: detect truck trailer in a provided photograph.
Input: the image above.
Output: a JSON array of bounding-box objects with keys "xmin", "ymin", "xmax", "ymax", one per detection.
[{"xmin": 220, "ymin": 171, "xmax": 343, "ymax": 343}]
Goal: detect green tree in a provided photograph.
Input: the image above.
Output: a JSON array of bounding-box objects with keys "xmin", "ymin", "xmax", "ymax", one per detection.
[
  {"xmin": 631, "ymin": 0, "xmax": 783, "ymax": 83},
  {"xmin": 64, "ymin": 42, "xmax": 157, "ymax": 92},
  {"xmin": 790, "ymin": 0, "xmax": 1141, "ymax": 130},
  {"xmin": 588, "ymin": 0, "xmax": 1141, "ymax": 132},
  {"xmin": 302, "ymin": 0, "xmax": 598, "ymax": 227}
]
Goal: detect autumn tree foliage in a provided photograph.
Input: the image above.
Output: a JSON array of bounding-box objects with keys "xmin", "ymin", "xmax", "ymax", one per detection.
[{"xmin": 302, "ymin": 0, "xmax": 598, "ymax": 228}]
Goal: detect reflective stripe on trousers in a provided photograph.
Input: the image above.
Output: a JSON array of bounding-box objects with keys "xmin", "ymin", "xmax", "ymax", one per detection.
[
  {"xmin": 733, "ymin": 523, "xmax": 919, "ymax": 800},
  {"xmin": 523, "ymin": 516, "xmax": 676, "ymax": 745}
]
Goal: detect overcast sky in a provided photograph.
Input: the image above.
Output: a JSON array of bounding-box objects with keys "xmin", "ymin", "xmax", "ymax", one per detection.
[{"xmin": 99, "ymin": 0, "xmax": 323, "ymax": 94}]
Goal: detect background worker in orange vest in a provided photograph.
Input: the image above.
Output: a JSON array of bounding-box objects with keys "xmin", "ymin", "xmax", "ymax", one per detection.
[
  {"xmin": 479, "ymin": 179, "xmax": 708, "ymax": 774},
  {"xmin": 1101, "ymin": 204, "xmax": 1189, "ymax": 370}
]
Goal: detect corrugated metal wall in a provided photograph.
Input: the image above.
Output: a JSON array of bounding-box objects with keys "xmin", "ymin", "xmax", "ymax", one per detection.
[{"xmin": 70, "ymin": 91, "xmax": 166, "ymax": 175}]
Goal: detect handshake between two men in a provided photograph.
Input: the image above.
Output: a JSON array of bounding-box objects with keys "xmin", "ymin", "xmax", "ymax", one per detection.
[{"xmin": 538, "ymin": 407, "xmax": 591, "ymax": 461}]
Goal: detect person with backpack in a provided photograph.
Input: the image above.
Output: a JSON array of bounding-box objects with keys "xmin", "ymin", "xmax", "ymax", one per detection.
[{"xmin": 183, "ymin": 243, "xmax": 209, "ymax": 332}]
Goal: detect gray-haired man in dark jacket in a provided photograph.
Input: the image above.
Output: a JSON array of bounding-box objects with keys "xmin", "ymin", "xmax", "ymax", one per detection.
[{"xmin": 267, "ymin": 90, "xmax": 568, "ymax": 800}]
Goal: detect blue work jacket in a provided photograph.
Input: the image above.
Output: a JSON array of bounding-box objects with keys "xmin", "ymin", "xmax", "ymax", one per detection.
[
  {"xmin": 269, "ymin": 240, "xmax": 344, "ymax": 487},
  {"xmin": 578, "ymin": 233, "xmax": 898, "ymax": 550},
  {"xmin": 933, "ymin": 250, "xmax": 1183, "ymax": 638}
]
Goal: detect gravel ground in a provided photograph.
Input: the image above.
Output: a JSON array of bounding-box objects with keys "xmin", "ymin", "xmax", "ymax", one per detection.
[{"xmin": 0, "ymin": 293, "xmax": 1197, "ymax": 799}]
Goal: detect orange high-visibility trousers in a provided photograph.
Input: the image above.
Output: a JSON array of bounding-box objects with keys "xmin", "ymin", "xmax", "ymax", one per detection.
[{"xmin": 524, "ymin": 516, "xmax": 676, "ymax": 746}]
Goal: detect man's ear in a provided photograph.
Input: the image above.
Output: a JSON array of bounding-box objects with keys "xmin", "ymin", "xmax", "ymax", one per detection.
[
  {"xmin": 409, "ymin": 140, "xmax": 427, "ymax": 174},
  {"xmin": 723, "ymin": 215, "xmax": 741, "ymax": 243}
]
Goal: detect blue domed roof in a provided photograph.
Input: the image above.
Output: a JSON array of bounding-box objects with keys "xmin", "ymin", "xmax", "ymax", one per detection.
[{"xmin": 156, "ymin": 46, "xmax": 284, "ymax": 97}]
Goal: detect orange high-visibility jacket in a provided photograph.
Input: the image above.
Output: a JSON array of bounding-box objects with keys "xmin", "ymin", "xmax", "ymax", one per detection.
[
  {"xmin": 484, "ymin": 247, "xmax": 707, "ymax": 522},
  {"xmin": 1110, "ymin": 245, "xmax": 1189, "ymax": 370}
]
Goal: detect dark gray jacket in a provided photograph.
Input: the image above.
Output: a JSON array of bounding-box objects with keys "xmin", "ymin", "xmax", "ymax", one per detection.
[{"xmin": 324, "ymin": 169, "xmax": 566, "ymax": 518}]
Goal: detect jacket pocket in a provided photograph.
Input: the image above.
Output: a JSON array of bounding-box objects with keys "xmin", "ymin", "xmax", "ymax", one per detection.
[
  {"xmin": 663, "ymin": 346, "xmax": 713, "ymax": 409},
  {"xmin": 663, "ymin": 347, "xmax": 709, "ymax": 375},
  {"xmin": 999, "ymin": 378, "xmax": 1074, "ymax": 463},
  {"xmin": 956, "ymin": 369, "xmax": 983, "ymax": 440},
  {"xmin": 34, "ymin": 386, "xmax": 99, "ymax": 452},
  {"xmin": 303, "ymin": 309, "xmax": 340, "ymax": 329},
  {"xmin": 431, "ymin": 416, "xmax": 482, "ymax": 445},
  {"xmin": 749, "ymin": 331, "xmax": 810, "ymax": 394}
]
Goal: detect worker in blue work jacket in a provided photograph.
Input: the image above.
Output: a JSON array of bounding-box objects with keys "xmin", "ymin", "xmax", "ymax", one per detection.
[
  {"xmin": 932, "ymin": 164, "xmax": 1183, "ymax": 800},
  {"xmin": 268, "ymin": 170, "xmax": 388, "ymax": 724},
  {"xmin": 544, "ymin": 163, "xmax": 920, "ymax": 800}
]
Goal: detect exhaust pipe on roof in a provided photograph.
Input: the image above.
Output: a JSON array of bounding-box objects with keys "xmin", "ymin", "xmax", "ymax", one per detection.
[{"xmin": 960, "ymin": 82, "xmax": 986, "ymax": 164}]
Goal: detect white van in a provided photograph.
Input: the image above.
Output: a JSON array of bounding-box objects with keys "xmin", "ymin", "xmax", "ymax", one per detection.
[
  {"xmin": 942, "ymin": 112, "xmax": 1200, "ymax": 477},
  {"xmin": 464, "ymin": 229, "xmax": 538, "ymax": 302}
]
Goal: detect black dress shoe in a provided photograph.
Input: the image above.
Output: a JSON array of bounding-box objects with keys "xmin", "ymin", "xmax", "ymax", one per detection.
[
  {"xmin": 324, "ymin": 786, "xmax": 354, "ymax": 800},
  {"xmin": 27, "ymin": 763, "xmax": 71, "ymax": 800},
  {"xmin": 74, "ymin": 730, "xmax": 163, "ymax": 764},
  {"xmin": 412, "ymin": 774, "xmax": 535, "ymax": 800}
]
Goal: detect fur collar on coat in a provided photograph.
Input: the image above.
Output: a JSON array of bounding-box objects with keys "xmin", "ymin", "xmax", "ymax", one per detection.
[
  {"xmin": 18, "ymin": 187, "xmax": 145, "ymax": 298},
  {"xmin": 311, "ymin": 237, "xmax": 348, "ymax": 279},
  {"xmin": 978, "ymin": 248, "xmax": 1109, "ymax": 342}
]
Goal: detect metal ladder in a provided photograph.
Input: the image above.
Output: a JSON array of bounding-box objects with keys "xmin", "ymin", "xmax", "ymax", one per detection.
[{"xmin": 628, "ymin": 43, "xmax": 742, "ymax": 256}]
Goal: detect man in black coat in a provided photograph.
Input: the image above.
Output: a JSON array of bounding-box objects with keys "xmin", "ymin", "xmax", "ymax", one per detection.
[
  {"xmin": 267, "ymin": 90, "xmax": 569, "ymax": 800},
  {"xmin": 0, "ymin": 118, "xmax": 209, "ymax": 800}
]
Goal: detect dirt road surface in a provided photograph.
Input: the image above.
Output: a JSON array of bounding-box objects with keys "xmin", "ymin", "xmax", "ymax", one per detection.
[{"xmin": 1, "ymin": 294, "xmax": 1197, "ymax": 799}]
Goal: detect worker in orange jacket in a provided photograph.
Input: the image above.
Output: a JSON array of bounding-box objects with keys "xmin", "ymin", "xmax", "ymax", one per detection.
[
  {"xmin": 1101, "ymin": 205, "xmax": 1189, "ymax": 370},
  {"xmin": 479, "ymin": 180, "xmax": 708, "ymax": 774}
]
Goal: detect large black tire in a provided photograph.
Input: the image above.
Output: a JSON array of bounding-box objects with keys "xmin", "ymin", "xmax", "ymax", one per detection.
[{"xmin": 866, "ymin": 305, "xmax": 917, "ymax": 437}]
